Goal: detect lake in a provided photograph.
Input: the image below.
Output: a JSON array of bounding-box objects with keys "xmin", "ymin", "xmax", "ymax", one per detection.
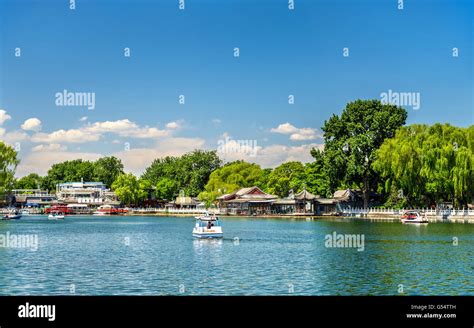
[{"xmin": 0, "ymin": 216, "xmax": 472, "ymax": 295}]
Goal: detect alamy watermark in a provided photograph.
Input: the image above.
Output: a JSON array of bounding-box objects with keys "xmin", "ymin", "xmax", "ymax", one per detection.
[
  {"xmin": 325, "ymin": 231, "xmax": 365, "ymax": 252},
  {"xmin": 55, "ymin": 89, "xmax": 96, "ymax": 110},
  {"xmin": 0, "ymin": 232, "xmax": 38, "ymax": 251},
  {"xmin": 380, "ymin": 89, "xmax": 421, "ymax": 110},
  {"xmin": 217, "ymin": 136, "xmax": 258, "ymax": 157}
]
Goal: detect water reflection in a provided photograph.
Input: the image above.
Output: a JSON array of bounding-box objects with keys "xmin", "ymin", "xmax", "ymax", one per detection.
[{"xmin": 193, "ymin": 238, "xmax": 223, "ymax": 255}]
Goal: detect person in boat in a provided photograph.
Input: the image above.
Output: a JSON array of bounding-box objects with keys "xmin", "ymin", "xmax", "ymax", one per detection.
[{"xmin": 207, "ymin": 221, "xmax": 212, "ymax": 229}]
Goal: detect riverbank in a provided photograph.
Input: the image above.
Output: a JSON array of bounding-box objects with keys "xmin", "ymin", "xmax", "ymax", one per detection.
[
  {"xmin": 4, "ymin": 209, "xmax": 474, "ymax": 223},
  {"xmin": 126, "ymin": 212, "xmax": 474, "ymax": 223}
]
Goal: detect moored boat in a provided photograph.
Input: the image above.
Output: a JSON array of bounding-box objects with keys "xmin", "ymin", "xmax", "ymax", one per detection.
[
  {"xmin": 92, "ymin": 211, "xmax": 107, "ymax": 216},
  {"xmin": 92, "ymin": 204, "xmax": 123, "ymax": 216},
  {"xmin": 193, "ymin": 213, "xmax": 223, "ymax": 239},
  {"xmin": 48, "ymin": 212, "xmax": 65, "ymax": 220},
  {"xmin": 2, "ymin": 213, "xmax": 22, "ymax": 220},
  {"xmin": 401, "ymin": 210, "xmax": 429, "ymax": 224}
]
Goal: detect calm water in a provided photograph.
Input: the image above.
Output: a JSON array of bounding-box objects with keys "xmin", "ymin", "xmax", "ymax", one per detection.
[{"xmin": 0, "ymin": 216, "xmax": 472, "ymax": 295}]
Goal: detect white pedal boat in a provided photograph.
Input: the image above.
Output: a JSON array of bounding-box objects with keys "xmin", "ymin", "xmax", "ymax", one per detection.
[{"xmin": 193, "ymin": 213, "xmax": 223, "ymax": 239}]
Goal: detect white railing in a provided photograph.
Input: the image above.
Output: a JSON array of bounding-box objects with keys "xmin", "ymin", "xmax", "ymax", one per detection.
[
  {"xmin": 128, "ymin": 208, "xmax": 219, "ymax": 214},
  {"xmin": 340, "ymin": 207, "xmax": 474, "ymax": 216}
]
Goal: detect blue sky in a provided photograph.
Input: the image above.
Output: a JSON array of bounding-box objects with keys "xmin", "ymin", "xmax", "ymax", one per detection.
[{"xmin": 0, "ymin": 0, "xmax": 472, "ymax": 176}]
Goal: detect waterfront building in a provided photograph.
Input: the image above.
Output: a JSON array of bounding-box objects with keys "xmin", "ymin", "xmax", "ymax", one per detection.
[
  {"xmin": 273, "ymin": 189, "xmax": 317, "ymax": 215},
  {"xmin": 218, "ymin": 186, "xmax": 278, "ymax": 215},
  {"xmin": 56, "ymin": 181, "xmax": 119, "ymax": 206},
  {"xmin": 11, "ymin": 189, "xmax": 57, "ymax": 208},
  {"xmin": 314, "ymin": 198, "xmax": 338, "ymax": 215},
  {"xmin": 333, "ymin": 188, "xmax": 383, "ymax": 208}
]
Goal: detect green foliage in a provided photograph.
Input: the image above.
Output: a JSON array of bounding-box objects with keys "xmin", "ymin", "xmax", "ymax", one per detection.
[
  {"xmin": 142, "ymin": 150, "xmax": 222, "ymax": 197},
  {"xmin": 93, "ymin": 156, "xmax": 124, "ymax": 188},
  {"xmin": 40, "ymin": 157, "xmax": 125, "ymax": 192},
  {"xmin": 305, "ymin": 149, "xmax": 331, "ymax": 197},
  {"xmin": 14, "ymin": 173, "xmax": 43, "ymax": 189},
  {"xmin": 198, "ymin": 160, "xmax": 265, "ymax": 205},
  {"xmin": 111, "ymin": 173, "xmax": 148, "ymax": 206},
  {"xmin": 318, "ymin": 99, "xmax": 407, "ymax": 207},
  {"xmin": 0, "ymin": 142, "xmax": 19, "ymax": 196},
  {"xmin": 373, "ymin": 124, "xmax": 474, "ymax": 207},
  {"xmin": 44, "ymin": 159, "xmax": 95, "ymax": 191},
  {"xmin": 155, "ymin": 177, "xmax": 178, "ymax": 200},
  {"xmin": 256, "ymin": 168, "xmax": 272, "ymax": 191},
  {"xmin": 266, "ymin": 161, "xmax": 306, "ymax": 197}
]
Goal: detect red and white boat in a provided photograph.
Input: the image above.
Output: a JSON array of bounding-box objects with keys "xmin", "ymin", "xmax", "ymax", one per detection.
[
  {"xmin": 93, "ymin": 205, "xmax": 128, "ymax": 216},
  {"xmin": 401, "ymin": 211, "xmax": 429, "ymax": 224}
]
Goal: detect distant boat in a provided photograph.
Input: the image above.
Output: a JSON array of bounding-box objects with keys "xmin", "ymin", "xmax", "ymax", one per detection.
[
  {"xmin": 2, "ymin": 213, "xmax": 22, "ymax": 220},
  {"xmin": 48, "ymin": 212, "xmax": 65, "ymax": 220},
  {"xmin": 93, "ymin": 205, "xmax": 123, "ymax": 216},
  {"xmin": 20, "ymin": 209, "xmax": 32, "ymax": 216},
  {"xmin": 193, "ymin": 212, "xmax": 223, "ymax": 239},
  {"xmin": 92, "ymin": 211, "xmax": 107, "ymax": 216},
  {"xmin": 401, "ymin": 211, "xmax": 429, "ymax": 224}
]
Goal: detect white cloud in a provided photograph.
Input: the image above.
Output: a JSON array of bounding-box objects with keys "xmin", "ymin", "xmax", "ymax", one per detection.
[
  {"xmin": 31, "ymin": 144, "xmax": 67, "ymax": 152},
  {"xmin": 0, "ymin": 130, "xmax": 29, "ymax": 143},
  {"xmin": 31, "ymin": 129, "xmax": 100, "ymax": 143},
  {"xmin": 21, "ymin": 118, "xmax": 42, "ymax": 132},
  {"xmin": 212, "ymin": 118, "xmax": 222, "ymax": 126},
  {"xmin": 270, "ymin": 123, "xmax": 299, "ymax": 134},
  {"xmin": 29, "ymin": 118, "xmax": 178, "ymax": 144},
  {"xmin": 79, "ymin": 116, "xmax": 88, "ymax": 122},
  {"xmin": 86, "ymin": 119, "xmax": 137, "ymax": 134},
  {"xmin": 271, "ymin": 122, "xmax": 320, "ymax": 141},
  {"xmin": 165, "ymin": 121, "xmax": 180, "ymax": 129},
  {"xmin": 289, "ymin": 128, "xmax": 319, "ymax": 141},
  {"xmin": 87, "ymin": 119, "xmax": 168, "ymax": 139},
  {"xmin": 0, "ymin": 110, "xmax": 12, "ymax": 125}
]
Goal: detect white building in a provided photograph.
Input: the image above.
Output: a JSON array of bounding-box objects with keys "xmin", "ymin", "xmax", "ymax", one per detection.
[{"xmin": 56, "ymin": 181, "xmax": 119, "ymax": 205}]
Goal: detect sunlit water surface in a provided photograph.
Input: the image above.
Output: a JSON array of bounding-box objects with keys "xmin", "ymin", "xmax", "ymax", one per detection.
[{"xmin": 0, "ymin": 216, "xmax": 472, "ymax": 295}]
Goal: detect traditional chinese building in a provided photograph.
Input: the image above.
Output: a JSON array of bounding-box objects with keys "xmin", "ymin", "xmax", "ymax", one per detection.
[
  {"xmin": 217, "ymin": 186, "xmax": 277, "ymax": 215},
  {"xmin": 273, "ymin": 189, "xmax": 317, "ymax": 215}
]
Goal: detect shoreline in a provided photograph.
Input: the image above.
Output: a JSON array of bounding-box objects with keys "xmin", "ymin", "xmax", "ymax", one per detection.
[
  {"xmin": 62, "ymin": 212, "xmax": 474, "ymax": 223},
  {"xmin": 126, "ymin": 211, "xmax": 474, "ymax": 223},
  {"xmin": 6, "ymin": 212, "xmax": 474, "ymax": 223}
]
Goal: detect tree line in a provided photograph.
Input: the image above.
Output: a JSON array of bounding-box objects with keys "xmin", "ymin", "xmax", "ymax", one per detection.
[{"xmin": 1, "ymin": 100, "xmax": 472, "ymax": 208}]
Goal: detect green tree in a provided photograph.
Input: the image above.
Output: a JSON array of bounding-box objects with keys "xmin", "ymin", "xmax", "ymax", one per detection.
[
  {"xmin": 198, "ymin": 160, "xmax": 265, "ymax": 206},
  {"xmin": 155, "ymin": 177, "xmax": 178, "ymax": 200},
  {"xmin": 14, "ymin": 173, "xmax": 43, "ymax": 190},
  {"xmin": 142, "ymin": 150, "xmax": 222, "ymax": 197},
  {"xmin": 306, "ymin": 149, "xmax": 330, "ymax": 197},
  {"xmin": 111, "ymin": 173, "xmax": 148, "ymax": 206},
  {"xmin": 373, "ymin": 124, "xmax": 473, "ymax": 207},
  {"xmin": 319, "ymin": 99, "xmax": 407, "ymax": 208},
  {"xmin": 266, "ymin": 161, "xmax": 306, "ymax": 197},
  {"xmin": 0, "ymin": 141, "xmax": 19, "ymax": 197},
  {"xmin": 45, "ymin": 159, "xmax": 95, "ymax": 191},
  {"xmin": 256, "ymin": 168, "xmax": 272, "ymax": 191},
  {"xmin": 93, "ymin": 156, "xmax": 124, "ymax": 188}
]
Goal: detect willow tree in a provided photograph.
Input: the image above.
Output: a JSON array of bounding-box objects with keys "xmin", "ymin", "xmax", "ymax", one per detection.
[
  {"xmin": 198, "ymin": 160, "xmax": 265, "ymax": 206},
  {"xmin": 111, "ymin": 173, "xmax": 149, "ymax": 206},
  {"xmin": 373, "ymin": 124, "xmax": 473, "ymax": 207}
]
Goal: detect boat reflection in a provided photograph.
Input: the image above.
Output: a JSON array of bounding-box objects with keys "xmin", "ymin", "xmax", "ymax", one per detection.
[{"xmin": 192, "ymin": 238, "xmax": 223, "ymax": 257}]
